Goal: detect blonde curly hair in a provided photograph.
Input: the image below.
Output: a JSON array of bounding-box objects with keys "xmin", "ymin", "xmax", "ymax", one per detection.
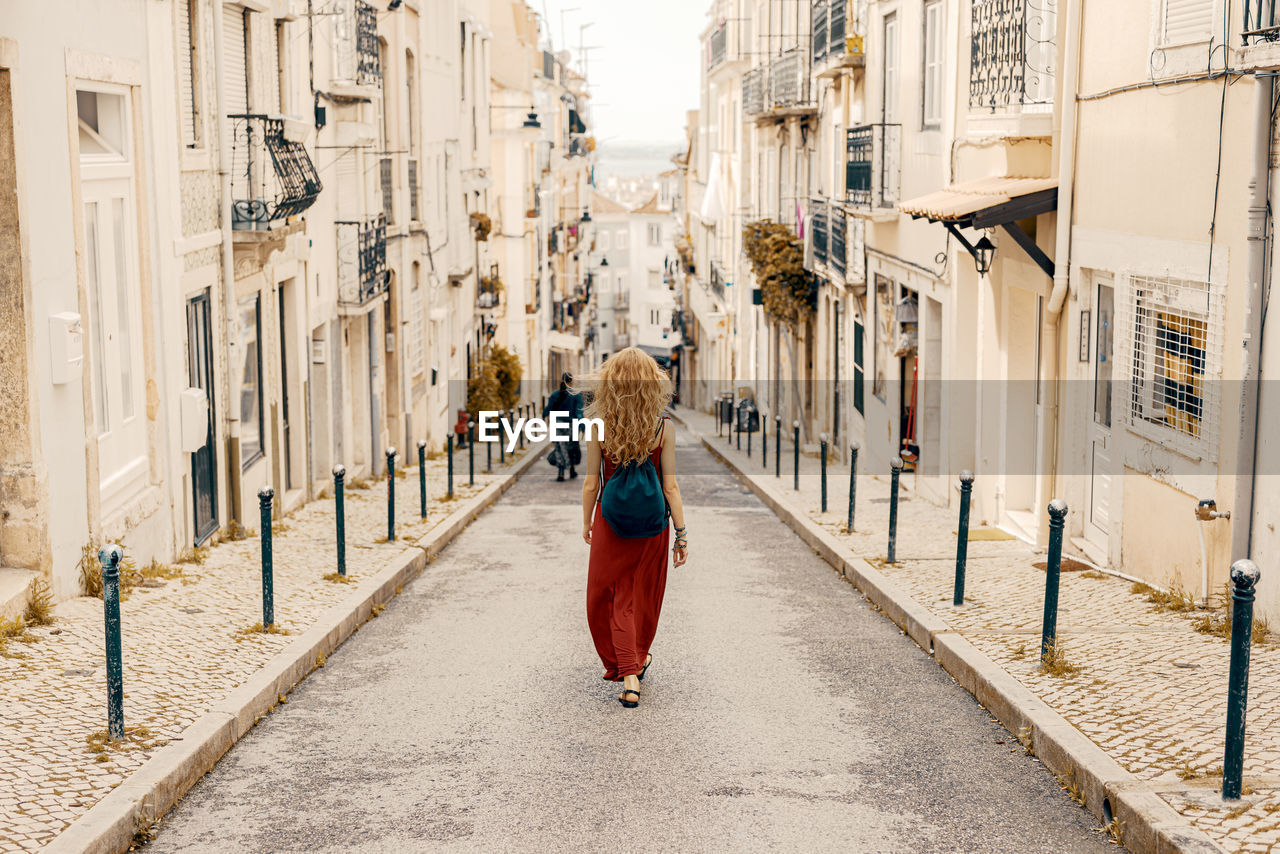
[{"xmin": 577, "ymin": 348, "xmax": 672, "ymax": 465}]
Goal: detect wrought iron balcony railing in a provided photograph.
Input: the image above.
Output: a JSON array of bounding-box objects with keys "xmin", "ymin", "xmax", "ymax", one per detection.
[
  {"xmin": 969, "ymin": 0, "xmax": 1056, "ymax": 111},
  {"xmin": 229, "ymin": 115, "xmax": 322, "ymax": 230},
  {"xmin": 810, "ymin": 199, "xmax": 830, "ymax": 268},
  {"xmin": 709, "ymin": 262, "xmax": 727, "ymax": 300},
  {"xmin": 707, "ymin": 22, "xmax": 728, "ymax": 69},
  {"xmin": 336, "ymin": 214, "xmax": 389, "ymax": 306},
  {"xmin": 355, "ymin": 0, "xmax": 380, "ymax": 85},
  {"xmin": 379, "ymin": 157, "xmax": 394, "ymax": 225},
  {"xmin": 845, "ymin": 123, "xmax": 901, "ymax": 211},
  {"xmin": 407, "ymin": 158, "xmax": 420, "ymax": 222},
  {"xmin": 743, "ymin": 66, "xmax": 766, "ymax": 115},
  {"xmin": 830, "ymin": 207, "xmax": 847, "ymax": 277},
  {"xmin": 614, "ymin": 292, "xmax": 630, "ymax": 310},
  {"xmin": 1244, "ymin": 0, "xmax": 1280, "ymax": 43},
  {"xmin": 769, "ymin": 48, "xmax": 813, "ymax": 110}
]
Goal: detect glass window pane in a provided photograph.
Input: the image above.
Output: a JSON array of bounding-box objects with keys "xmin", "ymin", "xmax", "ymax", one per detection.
[
  {"xmin": 1094, "ymin": 284, "xmax": 1113, "ymax": 427},
  {"xmin": 84, "ymin": 201, "xmax": 108, "ymax": 435},
  {"xmin": 240, "ymin": 297, "xmax": 263, "ymax": 465},
  {"xmin": 112, "ymin": 197, "xmax": 134, "ymax": 419}
]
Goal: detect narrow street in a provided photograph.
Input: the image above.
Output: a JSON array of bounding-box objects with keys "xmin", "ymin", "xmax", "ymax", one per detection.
[{"xmin": 149, "ymin": 420, "xmax": 1111, "ymax": 853}]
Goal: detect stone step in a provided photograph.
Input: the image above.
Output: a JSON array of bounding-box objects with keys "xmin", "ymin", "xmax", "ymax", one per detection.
[{"xmin": 0, "ymin": 567, "xmax": 39, "ymax": 622}]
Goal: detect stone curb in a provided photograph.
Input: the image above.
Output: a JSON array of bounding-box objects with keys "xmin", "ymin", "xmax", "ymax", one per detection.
[
  {"xmin": 43, "ymin": 443, "xmax": 548, "ymax": 854},
  {"xmin": 674, "ymin": 412, "xmax": 1225, "ymax": 854}
]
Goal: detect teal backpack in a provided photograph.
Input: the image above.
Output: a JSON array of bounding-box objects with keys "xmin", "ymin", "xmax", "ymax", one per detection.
[{"xmin": 600, "ymin": 418, "xmax": 669, "ymax": 539}]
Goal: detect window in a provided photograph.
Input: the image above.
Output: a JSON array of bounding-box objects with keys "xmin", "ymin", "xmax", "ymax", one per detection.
[
  {"xmin": 922, "ymin": 0, "xmax": 943, "ymax": 127},
  {"xmin": 178, "ymin": 0, "xmax": 201, "ymax": 147},
  {"xmin": 1125, "ymin": 275, "xmax": 1222, "ymax": 454},
  {"xmin": 873, "ymin": 274, "xmax": 893, "ymax": 401},
  {"xmin": 650, "ymin": 309, "xmax": 661, "ymax": 326},
  {"xmin": 648, "ymin": 223, "xmax": 662, "ymax": 246},
  {"xmin": 239, "ymin": 295, "xmax": 264, "ymax": 468},
  {"xmin": 222, "ymin": 5, "xmax": 249, "ymax": 115},
  {"xmin": 616, "ymin": 228, "xmax": 628, "ymax": 249},
  {"xmin": 410, "ymin": 262, "xmax": 425, "ymax": 376},
  {"xmin": 275, "ymin": 19, "xmax": 288, "ymax": 114},
  {"xmin": 883, "ymin": 13, "xmax": 899, "ymax": 123},
  {"xmin": 853, "ymin": 315, "xmax": 865, "ymax": 415},
  {"xmin": 1161, "ymin": 0, "xmax": 1214, "ymax": 46},
  {"xmin": 78, "ymin": 88, "xmax": 148, "ymax": 500},
  {"xmin": 648, "ymin": 268, "xmax": 661, "ymax": 288},
  {"xmin": 599, "ymin": 230, "xmax": 610, "ymax": 251}
]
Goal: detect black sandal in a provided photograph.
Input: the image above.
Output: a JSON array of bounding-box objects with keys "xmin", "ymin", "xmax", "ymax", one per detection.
[
  {"xmin": 638, "ymin": 654, "xmax": 653, "ymax": 682},
  {"xmin": 618, "ymin": 688, "xmax": 640, "ymax": 708}
]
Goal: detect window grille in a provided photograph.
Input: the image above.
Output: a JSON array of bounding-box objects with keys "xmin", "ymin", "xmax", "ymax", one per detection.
[{"xmin": 1121, "ymin": 274, "xmax": 1223, "ymax": 459}]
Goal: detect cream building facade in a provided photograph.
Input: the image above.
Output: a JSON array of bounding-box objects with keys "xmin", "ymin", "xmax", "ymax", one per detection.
[
  {"xmin": 0, "ymin": 0, "xmax": 594, "ymax": 609},
  {"xmin": 678, "ymin": 0, "xmax": 1280, "ymax": 617}
]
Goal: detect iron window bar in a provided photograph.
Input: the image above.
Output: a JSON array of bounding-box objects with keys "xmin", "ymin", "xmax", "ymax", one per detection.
[
  {"xmin": 1244, "ymin": 0, "xmax": 1280, "ymax": 42},
  {"xmin": 335, "ymin": 214, "xmax": 389, "ymax": 306},
  {"xmin": 355, "ymin": 0, "xmax": 381, "ymax": 85},
  {"xmin": 810, "ymin": 199, "xmax": 830, "ymax": 269},
  {"xmin": 831, "ymin": 207, "xmax": 847, "ymax": 276},
  {"xmin": 743, "ymin": 66, "xmax": 767, "ymax": 115},
  {"xmin": 229, "ymin": 114, "xmax": 323, "ymax": 230},
  {"xmin": 770, "ymin": 47, "xmax": 813, "ymax": 109},
  {"xmin": 969, "ymin": 0, "xmax": 1056, "ymax": 111},
  {"xmin": 844, "ymin": 123, "xmax": 901, "ymax": 210},
  {"xmin": 708, "ymin": 21, "xmax": 728, "ymax": 69}
]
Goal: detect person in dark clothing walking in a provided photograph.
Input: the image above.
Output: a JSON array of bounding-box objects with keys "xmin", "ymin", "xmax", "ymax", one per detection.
[{"xmin": 544, "ymin": 372, "xmax": 583, "ymax": 481}]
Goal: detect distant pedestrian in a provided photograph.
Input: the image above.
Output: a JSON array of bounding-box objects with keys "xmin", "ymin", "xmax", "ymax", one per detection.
[
  {"xmin": 579, "ymin": 348, "xmax": 688, "ymax": 709},
  {"xmin": 543, "ymin": 372, "xmax": 582, "ymax": 481},
  {"xmin": 453, "ymin": 408, "xmax": 470, "ymax": 449}
]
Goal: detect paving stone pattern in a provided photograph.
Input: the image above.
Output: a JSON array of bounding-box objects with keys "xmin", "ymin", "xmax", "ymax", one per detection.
[
  {"xmin": 0, "ymin": 442, "xmax": 535, "ymax": 853},
  {"xmin": 683, "ymin": 408, "xmax": 1280, "ymax": 854}
]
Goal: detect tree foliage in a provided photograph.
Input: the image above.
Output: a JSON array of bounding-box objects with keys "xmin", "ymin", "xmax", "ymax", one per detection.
[
  {"xmin": 742, "ymin": 219, "xmax": 813, "ymax": 330},
  {"xmin": 466, "ymin": 344, "xmax": 522, "ymax": 414}
]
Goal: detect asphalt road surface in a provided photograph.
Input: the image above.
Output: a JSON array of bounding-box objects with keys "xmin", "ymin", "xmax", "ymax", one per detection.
[{"xmin": 149, "ymin": 420, "xmax": 1113, "ymax": 853}]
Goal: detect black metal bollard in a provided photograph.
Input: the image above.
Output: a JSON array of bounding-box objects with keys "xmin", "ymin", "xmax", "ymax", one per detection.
[
  {"xmin": 385, "ymin": 447, "xmax": 397, "ymax": 542},
  {"xmin": 499, "ymin": 414, "xmax": 506, "ymax": 464},
  {"xmin": 792, "ymin": 421, "xmax": 800, "ymax": 491},
  {"xmin": 259, "ymin": 485, "xmax": 275, "ymax": 628},
  {"xmin": 761, "ymin": 414, "xmax": 767, "ymax": 469},
  {"xmin": 447, "ymin": 435, "xmax": 454, "ymax": 497},
  {"xmin": 747, "ymin": 416, "xmax": 753, "ymax": 457},
  {"xmin": 417, "ymin": 442, "xmax": 427, "ymax": 518},
  {"xmin": 333, "ymin": 465, "xmax": 347, "ymax": 576},
  {"xmin": 847, "ymin": 442, "xmax": 859, "ymax": 533},
  {"xmin": 468, "ymin": 421, "xmax": 475, "ymax": 486},
  {"xmin": 485, "ymin": 425, "xmax": 492, "ymax": 473},
  {"xmin": 736, "ymin": 410, "xmax": 741, "ymax": 450},
  {"xmin": 99, "ymin": 545, "xmax": 125, "ymax": 739},
  {"xmin": 953, "ymin": 471, "xmax": 975, "ymax": 606},
  {"xmin": 775, "ymin": 415, "xmax": 781, "ymax": 478},
  {"xmin": 1040, "ymin": 499, "xmax": 1068, "ymax": 662},
  {"xmin": 887, "ymin": 458, "xmax": 903, "ymax": 563},
  {"xmin": 820, "ymin": 434, "xmax": 829, "ymax": 512},
  {"xmin": 1223, "ymin": 558, "xmax": 1261, "ymax": 800}
]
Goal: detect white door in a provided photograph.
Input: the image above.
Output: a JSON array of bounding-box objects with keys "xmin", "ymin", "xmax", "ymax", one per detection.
[
  {"xmin": 1087, "ymin": 277, "xmax": 1115, "ymax": 546},
  {"xmin": 78, "ymin": 88, "xmax": 148, "ymax": 509}
]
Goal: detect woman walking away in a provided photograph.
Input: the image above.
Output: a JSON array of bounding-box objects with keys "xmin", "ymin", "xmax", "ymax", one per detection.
[
  {"xmin": 543, "ymin": 372, "xmax": 583, "ymax": 481},
  {"xmin": 579, "ymin": 348, "xmax": 688, "ymax": 708}
]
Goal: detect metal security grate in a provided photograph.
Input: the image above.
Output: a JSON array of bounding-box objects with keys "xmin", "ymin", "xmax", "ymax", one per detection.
[{"xmin": 1121, "ymin": 274, "xmax": 1223, "ymax": 458}]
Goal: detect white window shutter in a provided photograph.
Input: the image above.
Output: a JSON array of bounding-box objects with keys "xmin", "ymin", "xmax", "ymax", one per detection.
[
  {"xmin": 223, "ymin": 6, "xmax": 248, "ymax": 115},
  {"xmin": 1163, "ymin": 0, "xmax": 1214, "ymax": 45},
  {"xmin": 178, "ymin": 0, "xmax": 197, "ymax": 146}
]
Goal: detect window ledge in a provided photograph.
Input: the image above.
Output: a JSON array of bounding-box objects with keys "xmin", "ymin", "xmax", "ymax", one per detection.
[{"xmin": 965, "ymin": 109, "xmax": 1053, "ymax": 138}]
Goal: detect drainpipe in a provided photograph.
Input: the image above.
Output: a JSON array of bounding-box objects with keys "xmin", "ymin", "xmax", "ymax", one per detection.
[
  {"xmin": 1035, "ymin": 0, "xmax": 1084, "ymax": 521},
  {"xmin": 214, "ymin": 1, "xmax": 243, "ymax": 522},
  {"xmin": 1231, "ymin": 72, "xmax": 1274, "ymax": 563}
]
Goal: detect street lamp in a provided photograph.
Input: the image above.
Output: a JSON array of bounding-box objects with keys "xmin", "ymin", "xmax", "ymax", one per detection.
[{"xmin": 972, "ymin": 236, "xmax": 995, "ymax": 275}]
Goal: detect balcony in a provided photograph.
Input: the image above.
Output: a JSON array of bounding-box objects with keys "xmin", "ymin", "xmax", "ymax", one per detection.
[
  {"xmin": 1241, "ymin": 1, "xmax": 1280, "ymax": 69},
  {"xmin": 333, "ymin": 0, "xmax": 381, "ymax": 87},
  {"xmin": 379, "ymin": 157, "xmax": 394, "ymax": 225},
  {"xmin": 969, "ymin": 0, "xmax": 1055, "ymax": 113},
  {"xmin": 336, "ymin": 214, "xmax": 389, "ymax": 307},
  {"xmin": 707, "ymin": 23, "xmax": 727, "ymax": 69},
  {"xmin": 813, "ymin": 0, "xmax": 867, "ymax": 75},
  {"xmin": 830, "ymin": 208, "xmax": 847, "ymax": 277},
  {"xmin": 809, "ymin": 199, "xmax": 829, "ymax": 269},
  {"xmin": 845, "ymin": 124, "xmax": 901, "ymax": 214},
  {"xmin": 769, "ymin": 49, "xmax": 814, "ymax": 113},
  {"xmin": 709, "ymin": 262, "xmax": 727, "ymax": 300},
  {"xmin": 229, "ymin": 115, "xmax": 322, "ymax": 231},
  {"xmin": 743, "ymin": 66, "xmax": 766, "ymax": 116},
  {"xmin": 408, "ymin": 158, "xmax": 420, "ymax": 222},
  {"xmin": 614, "ymin": 292, "xmax": 630, "ymax": 311}
]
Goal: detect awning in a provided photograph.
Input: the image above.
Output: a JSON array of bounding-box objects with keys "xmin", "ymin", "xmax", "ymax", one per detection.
[
  {"xmin": 899, "ymin": 176, "xmax": 1058, "ymax": 278},
  {"xmin": 899, "ymin": 176, "xmax": 1057, "ymax": 230}
]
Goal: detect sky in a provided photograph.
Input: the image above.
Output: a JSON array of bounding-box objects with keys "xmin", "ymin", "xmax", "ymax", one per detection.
[{"xmin": 534, "ymin": 0, "xmax": 705, "ymax": 148}]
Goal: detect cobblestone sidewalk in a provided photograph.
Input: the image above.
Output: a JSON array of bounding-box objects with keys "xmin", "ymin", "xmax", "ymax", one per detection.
[
  {"xmin": 677, "ymin": 407, "xmax": 1279, "ymax": 854},
  {"xmin": 0, "ymin": 441, "xmax": 541, "ymax": 853}
]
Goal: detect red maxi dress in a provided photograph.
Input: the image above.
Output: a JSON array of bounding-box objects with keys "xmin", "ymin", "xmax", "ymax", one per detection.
[{"xmin": 587, "ymin": 425, "xmax": 671, "ymax": 681}]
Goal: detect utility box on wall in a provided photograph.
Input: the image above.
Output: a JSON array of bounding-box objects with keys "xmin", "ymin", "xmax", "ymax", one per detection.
[{"xmin": 48, "ymin": 312, "xmax": 83, "ymax": 385}]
